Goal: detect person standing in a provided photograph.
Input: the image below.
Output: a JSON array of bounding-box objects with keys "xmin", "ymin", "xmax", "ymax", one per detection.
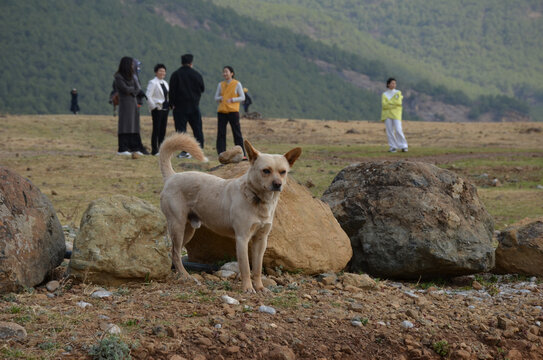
[
  {"xmin": 242, "ymin": 87, "xmax": 252, "ymax": 114},
  {"xmin": 169, "ymin": 54, "xmax": 205, "ymax": 158},
  {"xmin": 113, "ymin": 56, "xmax": 148, "ymax": 155},
  {"xmin": 381, "ymin": 77, "xmax": 408, "ymax": 153},
  {"xmin": 146, "ymin": 64, "xmax": 170, "ymax": 156},
  {"xmin": 214, "ymin": 66, "xmax": 246, "ymax": 156},
  {"xmin": 70, "ymin": 88, "xmax": 80, "ymax": 114}
]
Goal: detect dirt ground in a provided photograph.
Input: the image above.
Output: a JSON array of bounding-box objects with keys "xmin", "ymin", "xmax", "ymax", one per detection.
[
  {"xmin": 1, "ymin": 115, "xmax": 543, "ymax": 359},
  {"xmin": 2, "ymin": 265, "xmax": 542, "ymax": 360}
]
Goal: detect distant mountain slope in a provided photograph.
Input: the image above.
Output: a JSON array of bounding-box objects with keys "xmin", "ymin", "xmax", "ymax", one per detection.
[
  {"xmin": 0, "ymin": 0, "xmax": 535, "ymax": 120},
  {"xmin": 211, "ymin": 0, "xmax": 543, "ymax": 120},
  {"xmin": 0, "ymin": 0, "xmax": 378, "ymax": 119}
]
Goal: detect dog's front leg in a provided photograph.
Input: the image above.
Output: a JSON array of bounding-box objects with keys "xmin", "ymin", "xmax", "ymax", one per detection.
[
  {"xmin": 236, "ymin": 234, "xmax": 255, "ymax": 293},
  {"xmin": 251, "ymin": 225, "xmax": 272, "ymax": 292}
]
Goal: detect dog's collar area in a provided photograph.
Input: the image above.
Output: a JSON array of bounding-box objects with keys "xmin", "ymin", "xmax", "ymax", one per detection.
[{"xmin": 243, "ymin": 185, "xmax": 267, "ymax": 205}]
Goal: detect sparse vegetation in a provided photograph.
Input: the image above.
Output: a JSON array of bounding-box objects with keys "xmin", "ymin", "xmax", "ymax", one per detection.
[
  {"xmin": 89, "ymin": 336, "xmax": 131, "ymax": 360},
  {"xmin": 432, "ymin": 340, "xmax": 449, "ymax": 357}
]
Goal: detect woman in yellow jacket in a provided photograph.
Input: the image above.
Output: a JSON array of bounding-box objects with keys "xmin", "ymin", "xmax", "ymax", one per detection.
[
  {"xmin": 381, "ymin": 78, "xmax": 408, "ymax": 152},
  {"xmin": 214, "ymin": 65, "xmax": 246, "ymax": 155}
]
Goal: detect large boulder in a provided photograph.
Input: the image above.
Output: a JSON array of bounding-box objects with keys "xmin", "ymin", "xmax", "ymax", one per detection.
[
  {"xmin": 494, "ymin": 217, "xmax": 543, "ymax": 276},
  {"xmin": 0, "ymin": 167, "xmax": 65, "ymax": 293},
  {"xmin": 321, "ymin": 161, "xmax": 494, "ymax": 279},
  {"xmin": 185, "ymin": 162, "xmax": 352, "ymax": 274},
  {"xmin": 68, "ymin": 195, "xmax": 170, "ymax": 285}
]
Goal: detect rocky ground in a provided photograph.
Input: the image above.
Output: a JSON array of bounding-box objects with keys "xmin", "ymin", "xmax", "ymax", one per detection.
[{"xmin": 1, "ymin": 260, "xmax": 542, "ymax": 360}]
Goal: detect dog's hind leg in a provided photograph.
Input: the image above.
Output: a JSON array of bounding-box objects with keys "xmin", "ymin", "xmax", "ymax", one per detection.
[{"xmin": 168, "ymin": 220, "xmax": 192, "ymax": 281}]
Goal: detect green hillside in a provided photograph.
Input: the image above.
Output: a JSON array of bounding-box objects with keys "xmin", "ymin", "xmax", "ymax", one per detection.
[
  {"xmin": 0, "ymin": 0, "xmax": 536, "ymax": 120},
  {"xmin": 211, "ymin": 0, "xmax": 543, "ymax": 120},
  {"xmin": 0, "ymin": 0, "xmax": 379, "ymax": 119}
]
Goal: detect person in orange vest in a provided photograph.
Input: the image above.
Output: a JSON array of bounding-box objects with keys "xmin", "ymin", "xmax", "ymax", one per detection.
[{"xmin": 214, "ymin": 66, "xmax": 246, "ymax": 156}]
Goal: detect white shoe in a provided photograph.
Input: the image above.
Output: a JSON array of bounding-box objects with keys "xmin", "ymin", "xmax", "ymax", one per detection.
[
  {"xmin": 117, "ymin": 151, "xmax": 131, "ymax": 156},
  {"xmin": 154, "ymin": 152, "xmax": 160, "ymax": 156},
  {"xmin": 134, "ymin": 151, "xmax": 144, "ymax": 156},
  {"xmin": 388, "ymin": 148, "xmax": 397, "ymax": 153},
  {"xmin": 401, "ymin": 148, "xmax": 408, "ymax": 152}
]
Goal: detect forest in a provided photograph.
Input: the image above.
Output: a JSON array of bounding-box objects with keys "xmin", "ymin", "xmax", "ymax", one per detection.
[
  {"xmin": 212, "ymin": 0, "xmax": 543, "ymax": 120},
  {"xmin": 0, "ymin": 0, "xmax": 537, "ymax": 120}
]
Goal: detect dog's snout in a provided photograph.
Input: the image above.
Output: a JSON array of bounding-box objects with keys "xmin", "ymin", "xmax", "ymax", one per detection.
[{"xmin": 272, "ymin": 181, "xmax": 282, "ymax": 191}]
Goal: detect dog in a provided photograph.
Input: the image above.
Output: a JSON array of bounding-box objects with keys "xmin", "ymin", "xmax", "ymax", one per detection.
[{"xmin": 159, "ymin": 133, "xmax": 301, "ymax": 293}]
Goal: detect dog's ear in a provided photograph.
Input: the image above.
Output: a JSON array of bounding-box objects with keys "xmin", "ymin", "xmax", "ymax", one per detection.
[
  {"xmin": 284, "ymin": 147, "xmax": 302, "ymax": 167},
  {"xmin": 244, "ymin": 139, "xmax": 259, "ymax": 163}
]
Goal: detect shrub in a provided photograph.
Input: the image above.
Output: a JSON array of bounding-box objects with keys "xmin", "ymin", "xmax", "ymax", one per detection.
[{"xmin": 89, "ymin": 336, "xmax": 131, "ymax": 360}]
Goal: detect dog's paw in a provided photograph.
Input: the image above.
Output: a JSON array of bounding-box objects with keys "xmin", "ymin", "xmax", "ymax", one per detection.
[
  {"xmin": 255, "ymin": 286, "xmax": 271, "ymax": 293},
  {"xmin": 243, "ymin": 285, "xmax": 256, "ymax": 294}
]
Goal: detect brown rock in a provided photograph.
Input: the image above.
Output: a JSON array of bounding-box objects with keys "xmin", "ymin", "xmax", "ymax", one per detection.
[
  {"xmin": 472, "ymin": 280, "xmax": 483, "ymax": 290},
  {"xmin": 0, "ymin": 167, "xmax": 65, "ymax": 292},
  {"xmin": 68, "ymin": 195, "xmax": 170, "ymax": 285},
  {"xmin": 494, "ymin": 217, "xmax": 543, "ymax": 276},
  {"xmin": 267, "ymin": 345, "xmax": 296, "ymax": 360},
  {"xmin": 218, "ymin": 146, "xmax": 244, "ymax": 164},
  {"xmin": 186, "ymin": 163, "xmax": 352, "ymax": 274},
  {"xmin": 452, "ymin": 349, "xmax": 471, "ymax": 359},
  {"xmin": 338, "ymin": 273, "xmax": 376, "ymax": 289},
  {"xmin": 506, "ymin": 349, "xmax": 523, "ymax": 360}
]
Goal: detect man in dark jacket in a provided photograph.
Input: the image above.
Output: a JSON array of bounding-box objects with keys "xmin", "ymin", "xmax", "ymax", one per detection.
[{"xmin": 169, "ymin": 54, "xmax": 205, "ymax": 158}]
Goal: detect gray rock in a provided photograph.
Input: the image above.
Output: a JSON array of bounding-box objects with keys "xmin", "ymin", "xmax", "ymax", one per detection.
[
  {"xmin": 91, "ymin": 290, "xmax": 112, "ymax": 298},
  {"xmin": 0, "ymin": 321, "xmax": 27, "ymax": 340},
  {"xmin": 46, "ymin": 280, "xmax": 60, "ymax": 292},
  {"xmin": 401, "ymin": 320, "xmax": 414, "ymax": 329},
  {"xmin": 0, "ymin": 167, "xmax": 65, "ymax": 293},
  {"xmin": 259, "ymin": 305, "xmax": 276, "ymax": 315},
  {"xmin": 68, "ymin": 195, "xmax": 170, "ymax": 285},
  {"xmin": 322, "ymin": 161, "xmax": 495, "ymax": 279},
  {"xmin": 221, "ymin": 295, "xmax": 240, "ymax": 305}
]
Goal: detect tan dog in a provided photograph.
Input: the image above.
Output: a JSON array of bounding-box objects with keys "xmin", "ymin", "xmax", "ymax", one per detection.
[{"xmin": 159, "ymin": 133, "xmax": 301, "ymax": 293}]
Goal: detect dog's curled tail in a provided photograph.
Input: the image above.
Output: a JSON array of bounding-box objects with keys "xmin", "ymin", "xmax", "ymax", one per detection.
[{"xmin": 158, "ymin": 133, "xmax": 209, "ymax": 180}]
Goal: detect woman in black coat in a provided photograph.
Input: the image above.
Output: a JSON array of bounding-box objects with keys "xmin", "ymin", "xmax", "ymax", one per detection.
[{"xmin": 113, "ymin": 57, "xmax": 148, "ymax": 155}]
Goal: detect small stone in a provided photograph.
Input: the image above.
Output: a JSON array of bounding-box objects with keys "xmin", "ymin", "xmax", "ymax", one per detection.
[
  {"xmin": 258, "ymin": 305, "xmax": 276, "ymax": 315},
  {"xmin": 221, "ymin": 295, "xmax": 240, "ymax": 305},
  {"xmin": 472, "ymin": 280, "xmax": 483, "ymax": 290},
  {"xmin": 46, "ymin": 280, "xmax": 60, "ymax": 292},
  {"xmin": 215, "ymin": 270, "xmax": 237, "ymax": 279},
  {"xmin": 351, "ymin": 320, "xmax": 362, "ymax": 327},
  {"xmin": 76, "ymin": 301, "xmax": 92, "ymax": 309},
  {"xmin": 197, "ymin": 337, "xmax": 212, "ymax": 346},
  {"xmin": 105, "ymin": 324, "xmax": 121, "ymax": 335},
  {"xmin": 0, "ymin": 322, "xmax": 27, "ymax": 340},
  {"xmin": 267, "ymin": 345, "xmax": 295, "ymax": 360},
  {"xmin": 91, "ymin": 290, "xmax": 113, "ymax": 298},
  {"xmin": 220, "ymin": 261, "xmax": 240, "ymax": 273},
  {"xmin": 401, "ymin": 320, "xmax": 414, "ymax": 329},
  {"xmin": 215, "ymin": 324, "xmax": 222, "ymax": 329},
  {"xmin": 317, "ymin": 273, "xmax": 337, "ymax": 285},
  {"xmin": 225, "ymin": 345, "xmax": 240, "ymax": 354},
  {"xmin": 46, "ymin": 293, "xmax": 55, "ymax": 298}
]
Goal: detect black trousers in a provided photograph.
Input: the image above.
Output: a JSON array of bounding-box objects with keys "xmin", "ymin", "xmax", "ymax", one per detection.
[
  {"xmin": 216, "ymin": 112, "xmax": 245, "ymax": 155},
  {"xmin": 151, "ymin": 109, "xmax": 169, "ymax": 154},
  {"xmin": 173, "ymin": 107, "xmax": 204, "ymax": 148},
  {"xmin": 118, "ymin": 133, "xmax": 145, "ymax": 152}
]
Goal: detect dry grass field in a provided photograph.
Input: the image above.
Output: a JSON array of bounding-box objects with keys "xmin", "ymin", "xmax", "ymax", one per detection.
[
  {"xmin": 1, "ymin": 114, "xmax": 543, "ymax": 359},
  {"xmin": 1, "ymin": 114, "xmax": 542, "ymax": 230}
]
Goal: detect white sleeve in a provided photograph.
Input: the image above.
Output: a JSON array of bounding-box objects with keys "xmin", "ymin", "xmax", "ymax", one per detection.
[
  {"xmin": 214, "ymin": 83, "xmax": 222, "ymax": 102},
  {"xmin": 230, "ymin": 82, "xmax": 246, "ymax": 103},
  {"xmin": 146, "ymin": 80, "xmax": 157, "ymax": 111}
]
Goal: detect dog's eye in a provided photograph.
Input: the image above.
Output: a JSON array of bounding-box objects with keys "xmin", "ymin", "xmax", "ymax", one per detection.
[
  {"xmin": 279, "ymin": 170, "xmax": 287, "ymax": 175},
  {"xmin": 262, "ymin": 169, "xmax": 271, "ymax": 174}
]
